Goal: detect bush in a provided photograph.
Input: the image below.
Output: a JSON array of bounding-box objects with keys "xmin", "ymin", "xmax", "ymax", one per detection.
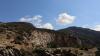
[
  {"xmin": 33, "ymin": 48, "xmax": 47, "ymax": 56},
  {"xmin": 95, "ymin": 51, "xmax": 100, "ymax": 56},
  {"xmin": 47, "ymin": 42, "xmax": 57, "ymax": 48}
]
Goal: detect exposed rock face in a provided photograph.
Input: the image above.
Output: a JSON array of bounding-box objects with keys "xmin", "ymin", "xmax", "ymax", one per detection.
[
  {"xmin": 0, "ymin": 46, "xmax": 22, "ymax": 56},
  {"xmin": 58, "ymin": 26, "xmax": 98, "ymax": 48},
  {"xmin": 30, "ymin": 29, "xmax": 55, "ymax": 47},
  {"xmin": 0, "ymin": 22, "xmax": 98, "ymax": 56},
  {"xmin": 33, "ymin": 47, "xmax": 97, "ymax": 56},
  {"xmin": 0, "ymin": 22, "xmax": 82, "ymax": 48},
  {"xmin": 29, "ymin": 28, "xmax": 82, "ymax": 48}
]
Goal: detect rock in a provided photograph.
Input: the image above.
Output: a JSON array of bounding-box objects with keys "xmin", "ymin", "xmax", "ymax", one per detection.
[{"xmin": 0, "ymin": 22, "xmax": 98, "ymax": 56}]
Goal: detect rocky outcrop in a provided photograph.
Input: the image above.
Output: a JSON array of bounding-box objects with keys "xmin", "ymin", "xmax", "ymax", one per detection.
[
  {"xmin": 32, "ymin": 47, "xmax": 97, "ymax": 56},
  {"xmin": 0, "ymin": 46, "xmax": 22, "ymax": 56},
  {"xmin": 58, "ymin": 26, "xmax": 98, "ymax": 48},
  {"xmin": 0, "ymin": 22, "xmax": 82, "ymax": 48},
  {"xmin": 0, "ymin": 22, "xmax": 98, "ymax": 56}
]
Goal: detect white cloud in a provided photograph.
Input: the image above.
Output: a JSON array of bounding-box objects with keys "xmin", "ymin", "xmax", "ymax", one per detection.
[
  {"xmin": 20, "ymin": 17, "xmax": 32, "ymax": 22},
  {"xmin": 57, "ymin": 13, "xmax": 75, "ymax": 25},
  {"xmin": 93, "ymin": 25, "xmax": 100, "ymax": 31},
  {"xmin": 42, "ymin": 23, "xmax": 54, "ymax": 29},
  {"xmin": 32, "ymin": 15, "xmax": 42, "ymax": 21},
  {"xmin": 20, "ymin": 15, "xmax": 42, "ymax": 23},
  {"xmin": 82, "ymin": 24, "xmax": 91, "ymax": 28},
  {"xmin": 82, "ymin": 24, "xmax": 100, "ymax": 31},
  {"xmin": 19, "ymin": 15, "xmax": 54, "ymax": 30}
]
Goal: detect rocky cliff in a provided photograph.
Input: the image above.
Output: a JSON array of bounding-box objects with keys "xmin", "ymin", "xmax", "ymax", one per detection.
[
  {"xmin": 0, "ymin": 22, "xmax": 82, "ymax": 48},
  {"xmin": 0, "ymin": 22, "xmax": 98, "ymax": 56}
]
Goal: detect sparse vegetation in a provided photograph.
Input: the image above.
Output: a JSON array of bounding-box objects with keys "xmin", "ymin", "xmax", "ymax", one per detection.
[
  {"xmin": 95, "ymin": 48, "xmax": 100, "ymax": 56},
  {"xmin": 47, "ymin": 42, "xmax": 57, "ymax": 48},
  {"xmin": 0, "ymin": 22, "xmax": 98, "ymax": 56}
]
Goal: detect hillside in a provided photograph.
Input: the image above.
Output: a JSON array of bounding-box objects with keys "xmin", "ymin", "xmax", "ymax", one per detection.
[
  {"xmin": 0, "ymin": 22, "xmax": 99, "ymax": 56},
  {"xmin": 58, "ymin": 26, "xmax": 100, "ymax": 48}
]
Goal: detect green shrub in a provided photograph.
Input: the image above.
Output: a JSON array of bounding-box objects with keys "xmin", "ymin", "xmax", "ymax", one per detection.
[
  {"xmin": 47, "ymin": 42, "xmax": 57, "ymax": 48},
  {"xmin": 32, "ymin": 48, "xmax": 46, "ymax": 56}
]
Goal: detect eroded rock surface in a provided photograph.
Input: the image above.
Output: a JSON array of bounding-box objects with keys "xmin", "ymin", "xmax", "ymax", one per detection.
[{"xmin": 0, "ymin": 22, "xmax": 98, "ymax": 56}]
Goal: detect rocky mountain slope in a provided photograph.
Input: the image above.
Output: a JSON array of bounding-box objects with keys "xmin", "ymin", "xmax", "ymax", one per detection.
[
  {"xmin": 0, "ymin": 22, "xmax": 99, "ymax": 56},
  {"xmin": 58, "ymin": 26, "xmax": 100, "ymax": 48}
]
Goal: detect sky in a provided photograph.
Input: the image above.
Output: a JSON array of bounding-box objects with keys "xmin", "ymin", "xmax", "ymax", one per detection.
[{"xmin": 0, "ymin": 0, "xmax": 100, "ymax": 30}]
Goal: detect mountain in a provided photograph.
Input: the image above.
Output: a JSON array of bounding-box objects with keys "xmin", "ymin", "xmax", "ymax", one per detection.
[
  {"xmin": 0, "ymin": 22, "xmax": 81, "ymax": 48},
  {"xmin": 0, "ymin": 22, "xmax": 98, "ymax": 56},
  {"xmin": 58, "ymin": 26, "xmax": 100, "ymax": 48}
]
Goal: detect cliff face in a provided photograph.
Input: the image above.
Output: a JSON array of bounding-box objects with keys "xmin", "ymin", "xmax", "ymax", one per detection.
[
  {"xmin": 0, "ymin": 22, "xmax": 82, "ymax": 48},
  {"xmin": 31, "ymin": 28, "xmax": 82, "ymax": 48},
  {"xmin": 0, "ymin": 22, "xmax": 98, "ymax": 56}
]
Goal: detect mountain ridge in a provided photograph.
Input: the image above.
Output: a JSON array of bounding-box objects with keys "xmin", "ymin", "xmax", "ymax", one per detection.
[
  {"xmin": 58, "ymin": 26, "xmax": 100, "ymax": 48},
  {"xmin": 0, "ymin": 22, "xmax": 99, "ymax": 56}
]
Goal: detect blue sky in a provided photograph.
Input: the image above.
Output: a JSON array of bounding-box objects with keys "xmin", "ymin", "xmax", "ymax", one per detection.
[{"xmin": 0, "ymin": 0, "xmax": 100, "ymax": 30}]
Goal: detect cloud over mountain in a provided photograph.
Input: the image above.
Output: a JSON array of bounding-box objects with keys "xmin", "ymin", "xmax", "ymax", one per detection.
[
  {"xmin": 57, "ymin": 13, "xmax": 75, "ymax": 25},
  {"xmin": 94, "ymin": 25, "xmax": 100, "ymax": 31},
  {"xmin": 19, "ymin": 15, "xmax": 54, "ymax": 30},
  {"xmin": 82, "ymin": 24, "xmax": 100, "ymax": 31}
]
